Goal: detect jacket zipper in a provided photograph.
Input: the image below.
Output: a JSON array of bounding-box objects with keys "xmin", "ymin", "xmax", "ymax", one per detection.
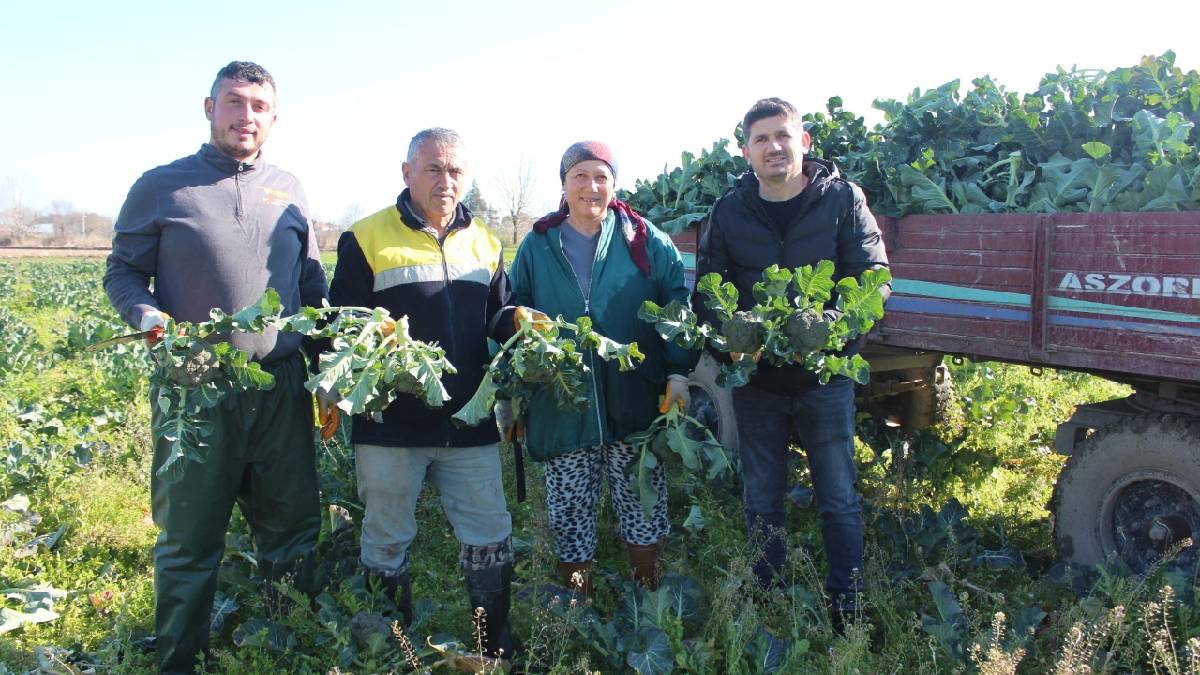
[
  {"xmin": 235, "ymin": 163, "xmax": 247, "ymax": 220},
  {"xmin": 432, "ymin": 225, "xmax": 460, "ymax": 447},
  {"xmin": 557, "ymin": 231, "xmax": 605, "ymax": 444}
]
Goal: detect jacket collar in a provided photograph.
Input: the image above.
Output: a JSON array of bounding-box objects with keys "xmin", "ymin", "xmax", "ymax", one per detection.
[
  {"xmin": 198, "ymin": 143, "xmax": 262, "ymax": 174},
  {"xmin": 735, "ymin": 156, "xmax": 838, "ymax": 197},
  {"xmin": 394, "ymin": 188, "xmax": 475, "ymax": 235},
  {"xmin": 733, "ymin": 156, "xmax": 839, "ymax": 220}
]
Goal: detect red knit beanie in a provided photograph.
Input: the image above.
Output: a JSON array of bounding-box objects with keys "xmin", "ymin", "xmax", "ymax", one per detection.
[{"xmin": 559, "ymin": 141, "xmax": 618, "ymax": 183}]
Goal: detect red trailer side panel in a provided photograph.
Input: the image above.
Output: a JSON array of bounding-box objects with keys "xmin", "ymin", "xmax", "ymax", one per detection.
[{"xmin": 873, "ymin": 213, "xmax": 1200, "ymax": 383}]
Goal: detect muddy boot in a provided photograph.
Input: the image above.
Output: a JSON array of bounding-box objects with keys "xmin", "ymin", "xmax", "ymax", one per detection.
[
  {"xmin": 463, "ymin": 561, "xmax": 518, "ymax": 660},
  {"xmin": 368, "ymin": 569, "xmax": 412, "ymax": 627},
  {"xmin": 557, "ymin": 560, "xmax": 593, "ymax": 598},
  {"xmin": 627, "ymin": 541, "xmax": 664, "ymax": 591}
]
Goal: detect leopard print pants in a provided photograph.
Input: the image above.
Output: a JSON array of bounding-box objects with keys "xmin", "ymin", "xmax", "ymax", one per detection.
[{"xmin": 543, "ymin": 441, "xmax": 669, "ymax": 562}]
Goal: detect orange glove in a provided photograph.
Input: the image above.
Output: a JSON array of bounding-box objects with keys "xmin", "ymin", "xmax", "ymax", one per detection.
[
  {"xmin": 508, "ymin": 418, "xmax": 525, "ymax": 443},
  {"xmin": 514, "ymin": 306, "xmax": 551, "ymax": 332},
  {"xmin": 659, "ymin": 374, "xmax": 692, "ymax": 414},
  {"xmin": 316, "ymin": 393, "xmax": 340, "ymax": 440},
  {"xmin": 378, "ymin": 317, "xmax": 396, "ymax": 337}
]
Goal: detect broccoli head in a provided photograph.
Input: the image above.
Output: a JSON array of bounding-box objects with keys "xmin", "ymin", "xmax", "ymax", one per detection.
[
  {"xmin": 517, "ymin": 356, "xmax": 557, "ymax": 384},
  {"xmin": 169, "ymin": 344, "xmax": 220, "ymax": 387},
  {"xmin": 721, "ymin": 311, "xmax": 764, "ymax": 354},
  {"xmin": 784, "ymin": 309, "xmax": 831, "ymax": 355},
  {"xmin": 390, "ymin": 370, "xmax": 421, "ymax": 394}
]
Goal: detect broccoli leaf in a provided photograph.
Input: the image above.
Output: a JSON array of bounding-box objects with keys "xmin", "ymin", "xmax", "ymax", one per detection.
[
  {"xmin": 696, "ymin": 273, "xmax": 739, "ymax": 322},
  {"xmin": 206, "ymin": 287, "xmax": 283, "ymax": 334},
  {"xmin": 792, "ymin": 261, "xmax": 837, "ymax": 309},
  {"xmin": 576, "ymin": 315, "xmax": 645, "ymax": 371},
  {"xmin": 716, "ymin": 356, "xmax": 757, "ymax": 388},
  {"xmin": 407, "ymin": 347, "xmax": 454, "ymax": 407},
  {"xmin": 450, "ymin": 369, "xmax": 501, "ymax": 428},
  {"xmin": 835, "ymin": 267, "xmax": 892, "ymax": 336},
  {"xmin": 626, "ymin": 405, "xmax": 732, "ymax": 520},
  {"xmin": 1081, "ymin": 141, "xmax": 1111, "ymax": 160},
  {"xmin": 822, "ymin": 354, "xmax": 871, "ymax": 385},
  {"xmin": 751, "ymin": 265, "xmax": 793, "ymax": 304},
  {"xmin": 639, "ymin": 300, "xmax": 706, "ymax": 350},
  {"xmin": 898, "ymin": 165, "xmax": 957, "ymax": 213}
]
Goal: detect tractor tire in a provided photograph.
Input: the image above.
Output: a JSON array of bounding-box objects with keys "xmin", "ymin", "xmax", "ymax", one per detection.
[
  {"xmin": 932, "ymin": 363, "xmax": 955, "ymax": 423},
  {"xmin": 687, "ymin": 353, "xmax": 739, "ymax": 452},
  {"xmin": 1051, "ymin": 414, "xmax": 1200, "ymax": 572},
  {"xmin": 901, "ymin": 363, "xmax": 955, "ymax": 430}
]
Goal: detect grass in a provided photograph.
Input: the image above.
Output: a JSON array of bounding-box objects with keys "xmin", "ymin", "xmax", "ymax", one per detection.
[{"xmin": 3, "ymin": 258, "xmax": 1200, "ymax": 674}]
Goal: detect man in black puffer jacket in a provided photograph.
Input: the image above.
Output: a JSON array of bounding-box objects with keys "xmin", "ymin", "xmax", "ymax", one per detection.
[{"xmin": 695, "ymin": 97, "xmax": 889, "ymax": 629}]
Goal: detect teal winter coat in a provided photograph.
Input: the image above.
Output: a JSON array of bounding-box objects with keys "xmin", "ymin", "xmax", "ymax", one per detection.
[{"xmin": 509, "ymin": 208, "xmax": 696, "ymax": 460}]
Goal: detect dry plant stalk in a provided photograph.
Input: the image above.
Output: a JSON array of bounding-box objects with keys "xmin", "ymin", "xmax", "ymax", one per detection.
[
  {"xmin": 969, "ymin": 612, "xmax": 1026, "ymax": 675},
  {"xmin": 1054, "ymin": 605, "xmax": 1127, "ymax": 675},
  {"xmin": 391, "ymin": 619, "xmax": 425, "ymax": 673}
]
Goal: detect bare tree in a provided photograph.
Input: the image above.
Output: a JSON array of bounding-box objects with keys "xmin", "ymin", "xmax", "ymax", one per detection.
[
  {"xmin": 0, "ymin": 175, "xmax": 34, "ymax": 235},
  {"xmin": 338, "ymin": 202, "xmax": 364, "ymax": 230},
  {"xmin": 497, "ymin": 160, "xmax": 537, "ymax": 246}
]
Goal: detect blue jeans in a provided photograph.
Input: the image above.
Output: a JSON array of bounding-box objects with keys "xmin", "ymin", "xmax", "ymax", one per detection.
[{"xmin": 732, "ymin": 379, "xmax": 863, "ymax": 601}]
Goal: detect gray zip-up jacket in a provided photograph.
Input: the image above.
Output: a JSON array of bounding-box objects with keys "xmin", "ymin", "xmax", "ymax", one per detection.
[{"xmin": 104, "ymin": 144, "xmax": 328, "ymax": 363}]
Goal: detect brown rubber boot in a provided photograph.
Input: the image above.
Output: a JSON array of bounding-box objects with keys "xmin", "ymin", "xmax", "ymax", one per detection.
[
  {"xmin": 557, "ymin": 560, "xmax": 593, "ymax": 598},
  {"xmin": 627, "ymin": 540, "xmax": 664, "ymax": 591}
]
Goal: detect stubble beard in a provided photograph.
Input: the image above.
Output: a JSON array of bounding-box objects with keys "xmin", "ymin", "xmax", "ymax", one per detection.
[{"xmin": 210, "ymin": 121, "xmax": 262, "ymax": 163}]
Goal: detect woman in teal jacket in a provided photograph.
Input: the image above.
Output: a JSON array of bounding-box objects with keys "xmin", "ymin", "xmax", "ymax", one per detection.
[{"xmin": 508, "ymin": 141, "xmax": 696, "ymax": 594}]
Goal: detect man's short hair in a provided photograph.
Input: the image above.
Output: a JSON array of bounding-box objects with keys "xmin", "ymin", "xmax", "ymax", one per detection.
[
  {"xmin": 407, "ymin": 128, "xmax": 465, "ymax": 164},
  {"xmin": 209, "ymin": 61, "xmax": 276, "ymax": 99},
  {"xmin": 742, "ymin": 98, "xmax": 802, "ymax": 144}
]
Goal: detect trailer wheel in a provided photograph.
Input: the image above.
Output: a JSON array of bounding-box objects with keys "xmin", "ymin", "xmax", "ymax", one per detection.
[
  {"xmin": 687, "ymin": 353, "xmax": 739, "ymax": 452},
  {"xmin": 1051, "ymin": 415, "xmax": 1200, "ymax": 572},
  {"xmin": 903, "ymin": 363, "xmax": 955, "ymax": 429},
  {"xmin": 932, "ymin": 363, "xmax": 955, "ymax": 423}
]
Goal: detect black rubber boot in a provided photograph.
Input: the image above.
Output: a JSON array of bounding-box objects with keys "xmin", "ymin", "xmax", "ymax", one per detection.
[
  {"xmin": 463, "ymin": 562, "xmax": 518, "ymax": 661},
  {"xmin": 369, "ymin": 568, "xmax": 412, "ymax": 627}
]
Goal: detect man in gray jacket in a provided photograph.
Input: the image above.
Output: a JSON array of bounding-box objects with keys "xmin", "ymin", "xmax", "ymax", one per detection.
[{"xmin": 104, "ymin": 61, "xmax": 327, "ymax": 674}]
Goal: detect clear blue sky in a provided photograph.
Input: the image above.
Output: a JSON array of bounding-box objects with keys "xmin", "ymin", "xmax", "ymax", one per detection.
[{"xmin": 2, "ymin": 0, "xmax": 1197, "ymax": 224}]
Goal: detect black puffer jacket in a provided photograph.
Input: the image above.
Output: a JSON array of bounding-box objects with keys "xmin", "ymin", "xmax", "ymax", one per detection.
[{"xmin": 694, "ymin": 158, "xmax": 890, "ymax": 394}]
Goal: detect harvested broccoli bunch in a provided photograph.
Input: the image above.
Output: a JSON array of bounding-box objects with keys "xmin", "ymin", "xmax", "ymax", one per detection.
[
  {"xmin": 511, "ymin": 346, "xmax": 558, "ymax": 384},
  {"xmin": 168, "ymin": 343, "xmax": 220, "ymax": 387},
  {"xmin": 388, "ymin": 369, "xmax": 424, "ymax": 397},
  {"xmin": 452, "ymin": 315, "xmax": 644, "ymax": 428},
  {"xmin": 784, "ymin": 308, "xmax": 831, "ymax": 355},
  {"xmin": 721, "ymin": 311, "xmax": 764, "ymax": 354}
]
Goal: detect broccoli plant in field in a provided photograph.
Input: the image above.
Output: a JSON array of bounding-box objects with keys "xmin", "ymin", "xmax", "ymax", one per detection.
[
  {"xmin": 451, "ymin": 314, "xmax": 644, "ymax": 428},
  {"xmin": 640, "ymin": 261, "xmax": 891, "ymax": 388}
]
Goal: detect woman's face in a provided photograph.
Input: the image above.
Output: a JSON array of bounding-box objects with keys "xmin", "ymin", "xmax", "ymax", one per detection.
[{"xmin": 564, "ymin": 160, "xmax": 615, "ymax": 223}]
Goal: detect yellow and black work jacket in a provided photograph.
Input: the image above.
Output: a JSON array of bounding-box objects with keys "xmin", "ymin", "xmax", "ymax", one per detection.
[{"xmin": 329, "ymin": 190, "xmax": 516, "ymax": 448}]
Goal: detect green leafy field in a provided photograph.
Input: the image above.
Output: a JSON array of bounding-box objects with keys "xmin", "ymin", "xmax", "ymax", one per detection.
[{"xmin": 3, "ymin": 258, "xmax": 1199, "ymax": 674}]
